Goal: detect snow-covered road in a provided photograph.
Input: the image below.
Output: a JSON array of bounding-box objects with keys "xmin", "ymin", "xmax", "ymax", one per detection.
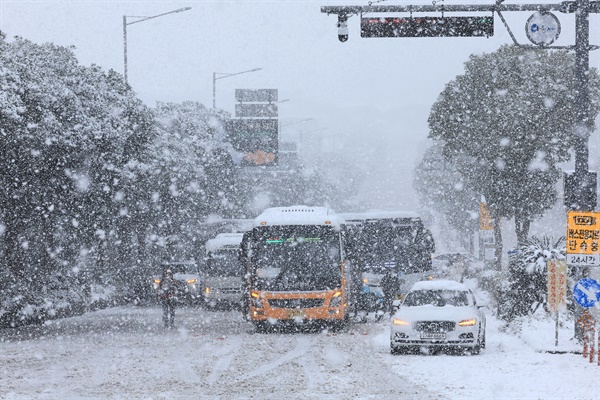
[{"xmin": 1, "ymin": 305, "xmax": 598, "ymax": 399}]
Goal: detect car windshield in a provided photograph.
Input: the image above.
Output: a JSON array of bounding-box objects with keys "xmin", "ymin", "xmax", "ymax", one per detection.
[
  {"xmin": 251, "ymin": 226, "xmax": 341, "ymax": 291},
  {"xmin": 403, "ymin": 289, "xmax": 470, "ymax": 307}
]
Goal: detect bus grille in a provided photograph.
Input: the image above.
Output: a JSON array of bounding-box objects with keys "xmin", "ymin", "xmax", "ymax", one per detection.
[
  {"xmin": 268, "ymin": 298, "xmax": 325, "ymax": 309},
  {"xmin": 220, "ymin": 288, "xmax": 241, "ymax": 294}
]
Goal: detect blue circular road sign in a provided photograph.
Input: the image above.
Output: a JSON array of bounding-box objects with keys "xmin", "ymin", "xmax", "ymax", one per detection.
[{"xmin": 573, "ymin": 278, "xmax": 600, "ymax": 308}]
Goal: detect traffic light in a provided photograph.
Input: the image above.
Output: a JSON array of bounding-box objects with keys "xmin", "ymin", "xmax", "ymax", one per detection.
[{"xmin": 360, "ymin": 16, "xmax": 494, "ymax": 38}]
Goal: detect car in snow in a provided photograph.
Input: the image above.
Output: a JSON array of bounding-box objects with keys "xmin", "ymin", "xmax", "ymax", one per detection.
[
  {"xmin": 390, "ymin": 279, "xmax": 486, "ymax": 355},
  {"xmin": 150, "ymin": 261, "xmax": 203, "ymax": 305}
]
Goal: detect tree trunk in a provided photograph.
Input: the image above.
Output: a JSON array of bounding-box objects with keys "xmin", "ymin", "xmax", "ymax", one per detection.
[
  {"xmin": 491, "ymin": 208, "xmax": 503, "ymax": 271},
  {"xmin": 4, "ymin": 209, "xmax": 26, "ymax": 278},
  {"xmin": 514, "ymin": 213, "xmax": 530, "ymax": 246}
]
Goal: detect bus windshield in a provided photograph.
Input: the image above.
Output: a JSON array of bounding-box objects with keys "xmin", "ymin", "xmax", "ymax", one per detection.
[
  {"xmin": 346, "ymin": 218, "xmax": 433, "ymax": 274},
  {"xmin": 207, "ymin": 250, "xmax": 242, "ymax": 276},
  {"xmin": 251, "ymin": 226, "xmax": 341, "ymax": 291}
]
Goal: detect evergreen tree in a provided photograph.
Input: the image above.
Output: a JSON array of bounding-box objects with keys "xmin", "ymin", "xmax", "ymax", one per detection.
[
  {"xmin": 428, "ymin": 45, "xmax": 600, "ymax": 263},
  {"xmin": 413, "ymin": 142, "xmax": 479, "ymax": 250}
]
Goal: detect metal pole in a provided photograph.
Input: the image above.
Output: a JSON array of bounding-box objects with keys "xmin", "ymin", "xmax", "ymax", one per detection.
[
  {"xmin": 573, "ymin": 0, "xmax": 592, "ymax": 342},
  {"xmin": 212, "ymin": 68, "xmax": 262, "ymax": 109},
  {"xmin": 574, "ymin": 0, "xmax": 590, "ymax": 177},
  {"xmin": 213, "ymin": 72, "xmax": 217, "ymax": 108},
  {"xmin": 123, "ymin": 16, "xmax": 128, "ymax": 84},
  {"xmin": 123, "ymin": 7, "xmax": 191, "ymax": 85}
]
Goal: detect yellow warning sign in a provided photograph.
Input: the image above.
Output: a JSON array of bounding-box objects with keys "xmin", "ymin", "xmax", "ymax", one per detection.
[
  {"xmin": 566, "ymin": 211, "xmax": 600, "ymax": 255},
  {"xmin": 479, "ymin": 202, "xmax": 494, "ymax": 230}
]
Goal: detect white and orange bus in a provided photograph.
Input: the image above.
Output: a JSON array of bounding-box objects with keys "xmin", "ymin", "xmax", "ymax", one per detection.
[{"xmin": 243, "ymin": 206, "xmax": 354, "ymax": 331}]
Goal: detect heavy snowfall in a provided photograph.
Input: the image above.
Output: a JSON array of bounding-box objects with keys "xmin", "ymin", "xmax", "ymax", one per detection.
[
  {"xmin": 2, "ymin": 1, "xmax": 600, "ymax": 399},
  {"xmin": 1, "ymin": 289, "xmax": 599, "ymax": 400}
]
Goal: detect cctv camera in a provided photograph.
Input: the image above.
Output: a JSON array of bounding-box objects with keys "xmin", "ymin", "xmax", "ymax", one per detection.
[{"xmin": 337, "ymin": 15, "xmax": 348, "ymax": 42}]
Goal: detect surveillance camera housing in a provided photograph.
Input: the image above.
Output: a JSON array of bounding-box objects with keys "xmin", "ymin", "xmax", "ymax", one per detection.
[{"xmin": 337, "ymin": 15, "xmax": 349, "ymax": 42}]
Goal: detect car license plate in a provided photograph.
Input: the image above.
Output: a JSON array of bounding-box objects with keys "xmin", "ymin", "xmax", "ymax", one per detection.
[
  {"xmin": 289, "ymin": 310, "xmax": 304, "ymax": 318},
  {"xmin": 421, "ymin": 332, "xmax": 446, "ymax": 340}
]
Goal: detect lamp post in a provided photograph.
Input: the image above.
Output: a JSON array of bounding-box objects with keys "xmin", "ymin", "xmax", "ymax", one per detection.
[
  {"xmin": 212, "ymin": 68, "xmax": 262, "ymax": 108},
  {"xmin": 123, "ymin": 7, "xmax": 192, "ymax": 84},
  {"xmin": 280, "ymin": 117, "xmax": 313, "ymax": 128}
]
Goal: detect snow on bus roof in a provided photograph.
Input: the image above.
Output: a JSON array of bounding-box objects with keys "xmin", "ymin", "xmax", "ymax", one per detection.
[
  {"xmin": 254, "ymin": 206, "xmax": 341, "ymax": 227},
  {"xmin": 339, "ymin": 210, "xmax": 421, "ymax": 223},
  {"xmin": 205, "ymin": 233, "xmax": 244, "ymax": 252},
  {"xmin": 410, "ymin": 279, "xmax": 469, "ymax": 292}
]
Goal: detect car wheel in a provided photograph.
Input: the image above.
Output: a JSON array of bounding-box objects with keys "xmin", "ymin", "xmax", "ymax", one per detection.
[{"xmin": 471, "ymin": 333, "xmax": 483, "ymax": 355}]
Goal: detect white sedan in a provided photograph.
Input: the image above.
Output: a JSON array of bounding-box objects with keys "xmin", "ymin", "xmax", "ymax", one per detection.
[{"xmin": 390, "ymin": 279, "xmax": 486, "ymax": 355}]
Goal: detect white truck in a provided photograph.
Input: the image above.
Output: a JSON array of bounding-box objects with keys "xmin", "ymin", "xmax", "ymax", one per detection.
[{"xmin": 203, "ymin": 233, "xmax": 245, "ymax": 309}]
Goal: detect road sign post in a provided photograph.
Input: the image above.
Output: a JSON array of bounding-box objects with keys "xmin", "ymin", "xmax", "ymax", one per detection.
[{"xmin": 548, "ymin": 259, "xmax": 568, "ymax": 346}]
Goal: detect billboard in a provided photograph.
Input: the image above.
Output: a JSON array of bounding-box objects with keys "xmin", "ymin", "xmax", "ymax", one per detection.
[
  {"xmin": 228, "ymin": 119, "xmax": 278, "ymax": 166},
  {"xmin": 235, "ymin": 103, "xmax": 278, "ymax": 118},
  {"xmin": 235, "ymin": 89, "xmax": 278, "ymax": 103}
]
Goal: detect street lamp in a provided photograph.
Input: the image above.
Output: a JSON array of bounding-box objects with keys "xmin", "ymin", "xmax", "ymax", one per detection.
[
  {"xmin": 212, "ymin": 68, "xmax": 262, "ymax": 108},
  {"xmin": 123, "ymin": 7, "xmax": 192, "ymax": 84},
  {"xmin": 280, "ymin": 117, "xmax": 313, "ymax": 128}
]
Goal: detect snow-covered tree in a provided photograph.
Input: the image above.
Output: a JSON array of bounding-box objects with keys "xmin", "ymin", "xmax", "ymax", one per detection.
[
  {"xmin": 0, "ymin": 34, "xmax": 155, "ymax": 321},
  {"xmin": 498, "ymin": 236, "xmax": 566, "ymax": 320},
  {"xmin": 429, "ymin": 45, "xmax": 600, "ymax": 262},
  {"xmin": 143, "ymin": 101, "xmax": 239, "ymax": 262},
  {"xmin": 413, "ymin": 141, "xmax": 479, "ymax": 249}
]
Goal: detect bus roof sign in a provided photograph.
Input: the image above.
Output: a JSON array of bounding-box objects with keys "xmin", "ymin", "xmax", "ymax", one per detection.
[{"xmin": 254, "ymin": 206, "xmax": 342, "ymax": 227}]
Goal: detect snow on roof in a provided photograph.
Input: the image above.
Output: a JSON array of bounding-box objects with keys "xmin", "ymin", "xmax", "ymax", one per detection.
[
  {"xmin": 339, "ymin": 210, "xmax": 420, "ymax": 223},
  {"xmin": 410, "ymin": 279, "xmax": 469, "ymax": 292},
  {"xmin": 205, "ymin": 233, "xmax": 244, "ymax": 252},
  {"xmin": 254, "ymin": 205, "xmax": 342, "ymax": 227}
]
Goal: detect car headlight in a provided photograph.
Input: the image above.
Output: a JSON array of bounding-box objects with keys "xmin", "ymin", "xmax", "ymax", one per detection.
[
  {"xmin": 458, "ymin": 318, "xmax": 477, "ymax": 326},
  {"xmin": 393, "ymin": 319, "xmax": 410, "ymax": 326},
  {"xmin": 330, "ymin": 290, "xmax": 342, "ymax": 307}
]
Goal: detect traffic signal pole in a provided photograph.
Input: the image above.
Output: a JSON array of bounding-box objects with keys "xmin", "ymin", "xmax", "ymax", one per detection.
[
  {"xmin": 322, "ymin": 1, "xmax": 599, "ymax": 340},
  {"xmin": 575, "ymin": 0, "xmax": 590, "ymax": 178}
]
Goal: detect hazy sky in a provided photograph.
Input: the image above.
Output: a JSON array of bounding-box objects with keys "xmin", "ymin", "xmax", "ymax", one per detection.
[{"xmin": 1, "ymin": 0, "xmax": 599, "ymax": 210}]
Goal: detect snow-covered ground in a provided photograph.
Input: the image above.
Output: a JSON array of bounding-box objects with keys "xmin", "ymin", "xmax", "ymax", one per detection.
[{"xmin": 1, "ymin": 294, "xmax": 598, "ymax": 400}]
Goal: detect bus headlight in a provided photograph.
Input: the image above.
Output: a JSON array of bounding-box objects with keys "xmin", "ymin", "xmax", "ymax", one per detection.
[
  {"xmin": 250, "ymin": 292, "xmax": 263, "ymax": 308},
  {"xmin": 330, "ymin": 290, "xmax": 342, "ymax": 307}
]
